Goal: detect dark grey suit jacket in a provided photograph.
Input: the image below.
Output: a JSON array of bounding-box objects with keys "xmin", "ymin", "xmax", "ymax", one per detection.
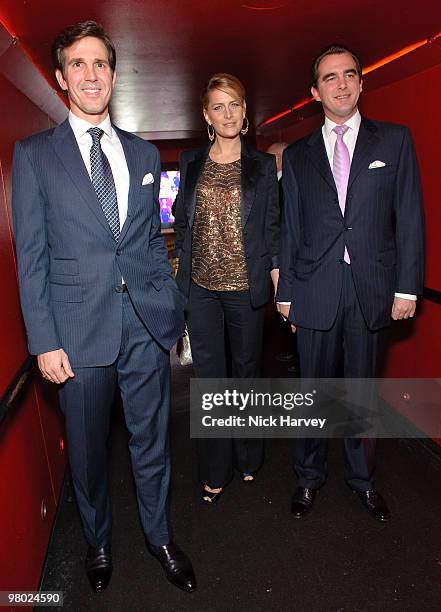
[
  {"xmin": 174, "ymin": 140, "xmax": 280, "ymax": 308},
  {"xmin": 277, "ymin": 117, "xmax": 424, "ymax": 330},
  {"xmin": 12, "ymin": 119, "xmax": 186, "ymax": 365}
]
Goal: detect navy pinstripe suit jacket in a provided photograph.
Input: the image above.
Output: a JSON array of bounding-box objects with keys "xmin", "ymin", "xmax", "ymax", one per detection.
[
  {"xmin": 12, "ymin": 119, "xmax": 185, "ymax": 365},
  {"xmin": 277, "ymin": 117, "xmax": 424, "ymax": 331}
]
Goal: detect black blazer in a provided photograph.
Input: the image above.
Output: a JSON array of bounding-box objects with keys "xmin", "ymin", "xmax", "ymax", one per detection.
[
  {"xmin": 174, "ymin": 140, "xmax": 279, "ymax": 308},
  {"xmin": 277, "ymin": 116, "xmax": 425, "ymax": 331}
]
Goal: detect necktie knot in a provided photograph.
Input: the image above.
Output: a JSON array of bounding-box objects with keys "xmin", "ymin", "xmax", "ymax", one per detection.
[
  {"xmin": 333, "ymin": 124, "xmax": 349, "ymax": 137},
  {"xmin": 88, "ymin": 127, "xmax": 104, "ymax": 144}
]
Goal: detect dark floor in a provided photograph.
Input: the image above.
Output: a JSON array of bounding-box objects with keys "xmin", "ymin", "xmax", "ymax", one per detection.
[{"xmin": 41, "ymin": 309, "xmax": 441, "ymax": 611}]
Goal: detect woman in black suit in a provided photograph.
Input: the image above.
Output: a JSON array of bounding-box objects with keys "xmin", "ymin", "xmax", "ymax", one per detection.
[{"xmin": 174, "ymin": 73, "xmax": 279, "ymax": 502}]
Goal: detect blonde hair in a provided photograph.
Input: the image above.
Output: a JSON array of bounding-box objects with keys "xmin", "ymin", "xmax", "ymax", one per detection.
[{"xmin": 201, "ymin": 73, "xmax": 246, "ymax": 108}]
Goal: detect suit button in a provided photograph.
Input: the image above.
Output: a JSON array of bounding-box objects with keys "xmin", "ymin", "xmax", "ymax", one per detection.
[
  {"xmin": 116, "ymin": 248, "xmax": 122, "ymax": 256},
  {"xmin": 115, "ymin": 285, "xmax": 123, "ymax": 293},
  {"xmin": 338, "ymin": 258, "xmax": 344, "ymax": 264}
]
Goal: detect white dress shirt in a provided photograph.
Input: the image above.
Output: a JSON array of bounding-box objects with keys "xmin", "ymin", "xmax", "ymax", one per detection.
[
  {"xmin": 68, "ymin": 111, "xmax": 130, "ymax": 231},
  {"xmin": 278, "ymin": 110, "xmax": 416, "ymax": 304}
]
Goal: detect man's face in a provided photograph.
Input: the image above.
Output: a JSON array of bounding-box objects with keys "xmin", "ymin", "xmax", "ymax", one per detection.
[
  {"xmin": 311, "ymin": 52, "xmax": 362, "ymax": 124},
  {"xmin": 55, "ymin": 36, "xmax": 116, "ymax": 124}
]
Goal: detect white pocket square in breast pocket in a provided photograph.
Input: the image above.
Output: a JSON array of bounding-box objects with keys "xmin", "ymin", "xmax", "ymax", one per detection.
[
  {"xmin": 368, "ymin": 160, "xmax": 386, "ymax": 169},
  {"xmin": 142, "ymin": 173, "xmax": 154, "ymax": 185}
]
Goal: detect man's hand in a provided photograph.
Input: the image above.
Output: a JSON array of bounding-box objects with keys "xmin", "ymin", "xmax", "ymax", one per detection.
[
  {"xmin": 37, "ymin": 349, "xmax": 75, "ymax": 384},
  {"xmin": 391, "ymin": 297, "xmax": 416, "ymax": 320},
  {"xmin": 277, "ymin": 303, "xmax": 297, "ymax": 333}
]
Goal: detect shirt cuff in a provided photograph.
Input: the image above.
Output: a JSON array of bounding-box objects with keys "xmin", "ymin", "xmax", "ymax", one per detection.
[
  {"xmin": 394, "ymin": 293, "xmax": 417, "ymax": 301},
  {"xmin": 277, "ymin": 302, "xmax": 291, "ymax": 306}
]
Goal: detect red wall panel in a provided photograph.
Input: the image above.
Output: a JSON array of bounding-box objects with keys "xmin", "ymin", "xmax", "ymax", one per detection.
[
  {"xmin": 0, "ymin": 381, "xmax": 57, "ymax": 591},
  {"xmin": 0, "ymin": 158, "xmax": 27, "ymax": 397}
]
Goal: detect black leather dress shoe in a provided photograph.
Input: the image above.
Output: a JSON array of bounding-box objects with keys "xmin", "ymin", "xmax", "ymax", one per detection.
[
  {"xmin": 291, "ymin": 487, "xmax": 317, "ymax": 518},
  {"xmin": 356, "ymin": 490, "xmax": 391, "ymax": 522},
  {"xmin": 147, "ymin": 542, "xmax": 197, "ymax": 592},
  {"xmin": 85, "ymin": 545, "xmax": 112, "ymax": 593}
]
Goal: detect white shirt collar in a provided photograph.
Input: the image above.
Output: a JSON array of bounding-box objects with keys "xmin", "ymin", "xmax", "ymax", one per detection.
[
  {"xmin": 323, "ymin": 109, "xmax": 361, "ymax": 140},
  {"xmin": 68, "ymin": 110, "xmax": 113, "ymax": 140}
]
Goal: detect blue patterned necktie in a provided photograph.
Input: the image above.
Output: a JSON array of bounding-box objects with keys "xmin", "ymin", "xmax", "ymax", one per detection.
[{"xmin": 88, "ymin": 127, "xmax": 120, "ymax": 241}]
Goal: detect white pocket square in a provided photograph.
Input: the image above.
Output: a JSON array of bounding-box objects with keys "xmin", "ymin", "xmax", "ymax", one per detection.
[
  {"xmin": 142, "ymin": 173, "xmax": 154, "ymax": 185},
  {"xmin": 368, "ymin": 160, "xmax": 386, "ymax": 169}
]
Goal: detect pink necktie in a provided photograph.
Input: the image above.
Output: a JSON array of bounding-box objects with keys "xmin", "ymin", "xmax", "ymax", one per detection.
[{"xmin": 332, "ymin": 125, "xmax": 350, "ymax": 263}]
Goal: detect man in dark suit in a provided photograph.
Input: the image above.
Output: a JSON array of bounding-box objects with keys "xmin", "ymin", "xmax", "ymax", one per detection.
[
  {"xmin": 12, "ymin": 21, "xmax": 196, "ymax": 593},
  {"xmin": 277, "ymin": 45, "xmax": 424, "ymax": 521},
  {"xmin": 267, "ymin": 142, "xmax": 299, "ymax": 372}
]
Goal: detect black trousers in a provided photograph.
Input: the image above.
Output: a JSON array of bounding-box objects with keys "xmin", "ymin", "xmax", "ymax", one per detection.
[
  {"xmin": 295, "ymin": 263, "xmax": 379, "ymax": 492},
  {"xmin": 187, "ymin": 281, "xmax": 265, "ymax": 488}
]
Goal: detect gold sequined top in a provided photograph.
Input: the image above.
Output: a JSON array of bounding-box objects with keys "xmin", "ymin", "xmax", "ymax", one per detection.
[{"xmin": 191, "ymin": 157, "xmax": 249, "ymax": 291}]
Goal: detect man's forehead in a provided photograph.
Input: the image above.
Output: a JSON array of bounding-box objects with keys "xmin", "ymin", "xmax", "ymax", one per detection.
[
  {"xmin": 64, "ymin": 36, "xmax": 108, "ymax": 56},
  {"xmin": 318, "ymin": 53, "xmax": 358, "ymax": 75}
]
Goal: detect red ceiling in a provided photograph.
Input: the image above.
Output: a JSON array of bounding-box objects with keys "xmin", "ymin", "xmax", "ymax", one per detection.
[{"xmin": 1, "ymin": 0, "xmax": 440, "ymax": 138}]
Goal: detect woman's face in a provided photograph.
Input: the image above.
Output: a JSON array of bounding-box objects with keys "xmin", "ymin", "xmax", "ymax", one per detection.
[{"xmin": 203, "ymin": 88, "xmax": 246, "ymax": 139}]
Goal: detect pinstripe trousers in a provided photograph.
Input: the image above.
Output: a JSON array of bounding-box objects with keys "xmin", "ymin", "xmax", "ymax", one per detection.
[
  {"xmin": 58, "ymin": 291, "xmax": 172, "ymax": 548},
  {"xmin": 294, "ymin": 263, "xmax": 378, "ymax": 491}
]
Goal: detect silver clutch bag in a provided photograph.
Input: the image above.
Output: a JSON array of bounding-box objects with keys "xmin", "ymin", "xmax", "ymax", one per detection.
[{"xmin": 176, "ymin": 324, "xmax": 192, "ymax": 366}]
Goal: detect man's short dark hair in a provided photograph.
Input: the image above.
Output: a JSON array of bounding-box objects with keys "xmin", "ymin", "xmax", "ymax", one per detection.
[
  {"xmin": 51, "ymin": 20, "xmax": 116, "ymax": 74},
  {"xmin": 311, "ymin": 45, "xmax": 362, "ymax": 88}
]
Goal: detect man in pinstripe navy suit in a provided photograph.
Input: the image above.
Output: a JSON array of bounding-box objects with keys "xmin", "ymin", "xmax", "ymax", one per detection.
[
  {"xmin": 277, "ymin": 45, "xmax": 424, "ymax": 522},
  {"xmin": 12, "ymin": 21, "xmax": 196, "ymax": 593}
]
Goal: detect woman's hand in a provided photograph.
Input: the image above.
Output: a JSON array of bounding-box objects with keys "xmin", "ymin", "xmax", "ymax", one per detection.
[{"xmin": 270, "ymin": 267, "xmax": 279, "ymax": 294}]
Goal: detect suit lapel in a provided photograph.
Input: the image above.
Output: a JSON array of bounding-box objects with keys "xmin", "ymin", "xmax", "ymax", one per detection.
[
  {"xmin": 240, "ymin": 144, "xmax": 259, "ymax": 229},
  {"xmin": 49, "ymin": 119, "xmax": 116, "ymax": 241},
  {"xmin": 347, "ymin": 117, "xmax": 379, "ymax": 190},
  {"xmin": 306, "ymin": 127, "xmax": 337, "ymax": 193},
  {"xmin": 113, "ymin": 126, "xmax": 143, "ymax": 243}
]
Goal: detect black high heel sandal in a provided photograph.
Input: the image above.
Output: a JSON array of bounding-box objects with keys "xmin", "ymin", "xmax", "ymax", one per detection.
[{"xmin": 202, "ymin": 485, "xmax": 223, "ymax": 503}]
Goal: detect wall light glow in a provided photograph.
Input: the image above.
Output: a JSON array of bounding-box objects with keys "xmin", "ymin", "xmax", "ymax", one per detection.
[{"xmin": 258, "ymin": 32, "xmax": 441, "ymax": 129}]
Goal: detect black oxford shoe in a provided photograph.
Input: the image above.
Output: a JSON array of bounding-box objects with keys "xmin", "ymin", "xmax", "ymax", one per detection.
[
  {"xmin": 356, "ymin": 490, "xmax": 391, "ymax": 522},
  {"xmin": 85, "ymin": 545, "xmax": 112, "ymax": 593},
  {"xmin": 147, "ymin": 542, "xmax": 197, "ymax": 592},
  {"xmin": 291, "ymin": 487, "xmax": 317, "ymax": 518}
]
